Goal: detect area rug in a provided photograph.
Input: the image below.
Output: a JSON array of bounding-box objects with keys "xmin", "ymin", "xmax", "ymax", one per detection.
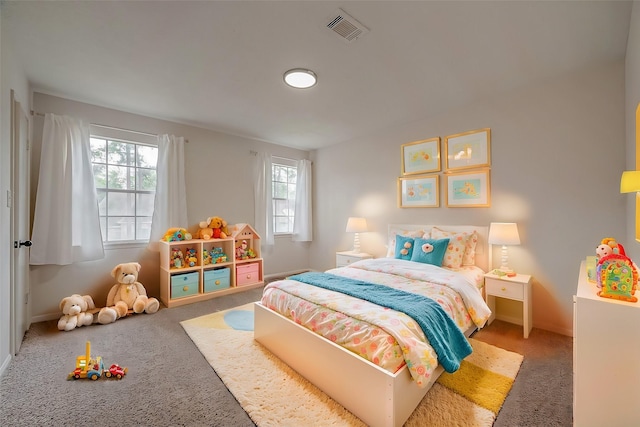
[{"xmin": 181, "ymin": 303, "xmax": 523, "ymax": 427}]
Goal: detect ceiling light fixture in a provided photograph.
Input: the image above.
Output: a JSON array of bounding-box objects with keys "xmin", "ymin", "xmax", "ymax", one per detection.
[{"xmin": 283, "ymin": 68, "xmax": 317, "ymax": 89}]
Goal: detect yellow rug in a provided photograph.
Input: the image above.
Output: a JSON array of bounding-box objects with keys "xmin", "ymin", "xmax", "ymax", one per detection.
[{"xmin": 181, "ymin": 303, "xmax": 523, "ymax": 427}]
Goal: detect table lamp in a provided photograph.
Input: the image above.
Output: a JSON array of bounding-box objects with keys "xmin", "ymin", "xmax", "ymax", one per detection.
[
  {"xmin": 346, "ymin": 217, "xmax": 367, "ymax": 253},
  {"xmin": 488, "ymin": 222, "xmax": 521, "ymax": 274}
]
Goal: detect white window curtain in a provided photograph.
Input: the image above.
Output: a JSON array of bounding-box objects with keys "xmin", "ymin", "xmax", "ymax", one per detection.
[
  {"xmin": 30, "ymin": 113, "xmax": 104, "ymax": 265},
  {"xmin": 148, "ymin": 134, "xmax": 188, "ymax": 252},
  {"xmin": 254, "ymin": 152, "xmax": 274, "ymax": 248},
  {"xmin": 292, "ymin": 159, "xmax": 312, "ymax": 242}
]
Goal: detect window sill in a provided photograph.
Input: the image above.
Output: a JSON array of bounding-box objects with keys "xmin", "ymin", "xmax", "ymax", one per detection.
[{"xmin": 104, "ymin": 241, "xmax": 149, "ymax": 250}]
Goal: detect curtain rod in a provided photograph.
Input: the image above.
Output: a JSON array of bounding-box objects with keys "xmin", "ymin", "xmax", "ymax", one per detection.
[{"xmin": 31, "ymin": 110, "xmax": 188, "ymax": 142}]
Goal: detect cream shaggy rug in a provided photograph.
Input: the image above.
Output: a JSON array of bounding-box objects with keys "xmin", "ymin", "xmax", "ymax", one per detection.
[{"xmin": 181, "ymin": 303, "xmax": 523, "ymax": 427}]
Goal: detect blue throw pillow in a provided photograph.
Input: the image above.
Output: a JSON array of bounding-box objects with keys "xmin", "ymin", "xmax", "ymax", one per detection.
[
  {"xmin": 410, "ymin": 238, "xmax": 450, "ymax": 266},
  {"xmin": 394, "ymin": 234, "xmax": 415, "ymax": 261}
]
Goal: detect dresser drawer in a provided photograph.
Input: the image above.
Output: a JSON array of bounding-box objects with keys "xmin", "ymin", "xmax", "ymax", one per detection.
[
  {"xmin": 236, "ymin": 263, "xmax": 260, "ymax": 286},
  {"xmin": 485, "ymin": 277, "xmax": 524, "ymax": 301},
  {"xmin": 171, "ymin": 272, "xmax": 199, "ymax": 298},
  {"xmin": 336, "ymin": 252, "xmax": 372, "ymax": 268},
  {"xmin": 204, "ymin": 268, "xmax": 231, "ymax": 292}
]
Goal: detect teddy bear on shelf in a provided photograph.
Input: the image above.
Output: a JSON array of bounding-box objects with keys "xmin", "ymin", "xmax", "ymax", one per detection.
[
  {"xmin": 97, "ymin": 262, "xmax": 160, "ymax": 325},
  {"xmin": 209, "ymin": 216, "xmax": 229, "ymax": 239},
  {"xmin": 58, "ymin": 294, "xmax": 96, "ymax": 331},
  {"xmin": 196, "ymin": 218, "xmax": 215, "ymax": 240}
]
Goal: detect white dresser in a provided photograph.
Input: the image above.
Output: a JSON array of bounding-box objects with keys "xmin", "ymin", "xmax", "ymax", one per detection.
[{"xmin": 573, "ymin": 260, "xmax": 640, "ymax": 426}]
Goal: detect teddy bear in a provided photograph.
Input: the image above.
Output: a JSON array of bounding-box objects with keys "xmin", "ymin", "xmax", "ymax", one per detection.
[
  {"xmin": 196, "ymin": 218, "xmax": 215, "ymax": 240},
  {"xmin": 98, "ymin": 262, "xmax": 160, "ymax": 325},
  {"xmin": 209, "ymin": 216, "xmax": 229, "ymax": 239},
  {"xmin": 58, "ymin": 294, "xmax": 96, "ymax": 331}
]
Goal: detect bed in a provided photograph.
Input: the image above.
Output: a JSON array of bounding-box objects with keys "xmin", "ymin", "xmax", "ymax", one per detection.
[{"xmin": 254, "ymin": 224, "xmax": 492, "ymax": 427}]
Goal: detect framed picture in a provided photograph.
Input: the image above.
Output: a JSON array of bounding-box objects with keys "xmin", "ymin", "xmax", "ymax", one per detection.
[
  {"xmin": 398, "ymin": 174, "xmax": 439, "ymax": 208},
  {"xmin": 445, "ymin": 169, "xmax": 491, "ymax": 207},
  {"xmin": 444, "ymin": 128, "xmax": 491, "ymax": 171},
  {"xmin": 401, "ymin": 137, "xmax": 441, "ymax": 175}
]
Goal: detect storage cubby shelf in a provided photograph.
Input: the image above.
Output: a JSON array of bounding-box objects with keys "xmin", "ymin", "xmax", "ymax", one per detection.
[{"xmin": 159, "ymin": 224, "xmax": 263, "ymax": 308}]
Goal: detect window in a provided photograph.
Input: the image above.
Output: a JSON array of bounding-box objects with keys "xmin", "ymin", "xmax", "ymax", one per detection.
[
  {"xmin": 90, "ymin": 137, "xmax": 158, "ymax": 243},
  {"xmin": 272, "ymin": 159, "xmax": 297, "ymax": 234}
]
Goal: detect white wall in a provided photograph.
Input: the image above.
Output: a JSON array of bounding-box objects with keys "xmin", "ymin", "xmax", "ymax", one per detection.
[
  {"xmin": 0, "ymin": 13, "xmax": 31, "ymax": 373},
  {"xmin": 29, "ymin": 93, "xmax": 311, "ymax": 321},
  {"xmin": 625, "ymin": 2, "xmax": 640, "ymax": 262},
  {"xmin": 311, "ymin": 60, "xmax": 626, "ymax": 336}
]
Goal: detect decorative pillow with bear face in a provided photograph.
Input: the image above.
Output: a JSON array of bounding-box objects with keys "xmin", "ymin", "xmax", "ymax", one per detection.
[
  {"xmin": 387, "ymin": 229, "xmax": 424, "ymax": 258},
  {"xmin": 394, "ymin": 234, "xmax": 416, "ymax": 261},
  {"xmin": 410, "ymin": 238, "xmax": 450, "ymax": 266}
]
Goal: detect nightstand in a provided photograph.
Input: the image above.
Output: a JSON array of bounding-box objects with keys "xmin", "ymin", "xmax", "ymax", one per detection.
[
  {"xmin": 336, "ymin": 251, "xmax": 372, "ymax": 268},
  {"xmin": 484, "ymin": 272, "xmax": 533, "ymax": 338}
]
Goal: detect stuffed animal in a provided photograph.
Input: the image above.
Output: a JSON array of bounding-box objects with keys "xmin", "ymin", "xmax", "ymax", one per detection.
[
  {"xmin": 209, "ymin": 216, "xmax": 229, "ymax": 239},
  {"xmin": 58, "ymin": 294, "xmax": 96, "ymax": 331},
  {"xmin": 236, "ymin": 240, "xmax": 248, "ymax": 259},
  {"xmin": 163, "ymin": 227, "xmax": 192, "ymax": 242},
  {"xmin": 596, "ymin": 237, "xmax": 624, "ymax": 262},
  {"xmin": 97, "ymin": 262, "xmax": 160, "ymax": 325},
  {"xmin": 186, "ymin": 248, "xmax": 198, "ymax": 267},
  {"xmin": 196, "ymin": 218, "xmax": 215, "ymax": 240},
  {"xmin": 171, "ymin": 248, "xmax": 185, "ymax": 269}
]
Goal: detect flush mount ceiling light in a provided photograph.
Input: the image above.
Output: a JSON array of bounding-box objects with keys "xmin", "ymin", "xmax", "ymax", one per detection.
[{"xmin": 283, "ymin": 68, "xmax": 317, "ymax": 89}]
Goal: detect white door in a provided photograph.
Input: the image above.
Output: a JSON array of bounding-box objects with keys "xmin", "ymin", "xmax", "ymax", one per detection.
[{"xmin": 10, "ymin": 91, "xmax": 31, "ymax": 354}]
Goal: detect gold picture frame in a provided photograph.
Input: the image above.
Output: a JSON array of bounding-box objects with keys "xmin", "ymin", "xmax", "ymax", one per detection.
[
  {"xmin": 444, "ymin": 128, "xmax": 491, "ymax": 171},
  {"xmin": 401, "ymin": 137, "xmax": 441, "ymax": 176},
  {"xmin": 445, "ymin": 169, "xmax": 491, "ymax": 207},
  {"xmin": 398, "ymin": 174, "xmax": 440, "ymax": 208}
]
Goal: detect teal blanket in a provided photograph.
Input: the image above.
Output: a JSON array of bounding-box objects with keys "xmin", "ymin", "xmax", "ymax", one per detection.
[{"xmin": 288, "ymin": 271, "xmax": 472, "ymax": 373}]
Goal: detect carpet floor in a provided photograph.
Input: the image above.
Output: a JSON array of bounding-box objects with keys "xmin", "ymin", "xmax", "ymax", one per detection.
[
  {"xmin": 0, "ymin": 287, "xmax": 573, "ymax": 426},
  {"xmin": 181, "ymin": 303, "xmax": 524, "ymax": 427}
]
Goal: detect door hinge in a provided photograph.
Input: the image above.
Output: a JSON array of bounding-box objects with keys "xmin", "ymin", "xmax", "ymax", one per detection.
[{"xmin": 6, "ymin": 190, "xmax": 11, "ymax": 208}]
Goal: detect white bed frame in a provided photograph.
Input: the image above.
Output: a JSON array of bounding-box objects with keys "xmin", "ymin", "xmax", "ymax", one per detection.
[{"xmin": 254, "ymin": 225, "xmax": 490, "ymax": 427}]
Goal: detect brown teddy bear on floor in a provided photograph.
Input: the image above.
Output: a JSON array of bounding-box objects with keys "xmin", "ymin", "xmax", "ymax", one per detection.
[{"xmin": 98, "ymin": 262, "xmax": 160, "ymax": 324}]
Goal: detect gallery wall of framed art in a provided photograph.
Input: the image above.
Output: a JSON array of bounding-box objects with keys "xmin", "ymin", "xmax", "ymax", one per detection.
[{"xmin": 397, "ymin": 128, "xmax": 491, "ymax": 208}]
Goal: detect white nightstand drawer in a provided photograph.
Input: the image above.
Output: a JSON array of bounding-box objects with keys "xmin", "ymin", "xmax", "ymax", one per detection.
[
  {"xmin": 336, "ymin": 251, "xmax": 372, "ymax": 268},
  {"xmin": 485, "ymin": 278, "xmax": 524, "ymax": 301}
]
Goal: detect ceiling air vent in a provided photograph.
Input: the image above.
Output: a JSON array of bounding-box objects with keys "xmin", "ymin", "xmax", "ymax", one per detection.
[{"xmin": 325, "ymin": 9, "xmax": 369, "ymax": 43}]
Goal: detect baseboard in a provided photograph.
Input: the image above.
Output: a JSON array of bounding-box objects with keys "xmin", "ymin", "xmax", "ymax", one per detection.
[
  {"xmin": 494, "ymin": 314, "xmax": 573, "ymax": 337},
  {"xmin": 32, "ymin": 312, "xmax": 61, "ymax": 323},
  {"xmin": 0, "ymin": 353, "xmax": 11, "ymax": 378}
]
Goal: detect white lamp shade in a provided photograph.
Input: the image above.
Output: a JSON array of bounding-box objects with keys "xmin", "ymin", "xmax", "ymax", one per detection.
[
  {"xmin": 488, "ymin": 222, "xmax": 521, "ymax": 245},
  {"xmin": 345, "ymin": 217, "xmax": 368, "ymax": 233}
]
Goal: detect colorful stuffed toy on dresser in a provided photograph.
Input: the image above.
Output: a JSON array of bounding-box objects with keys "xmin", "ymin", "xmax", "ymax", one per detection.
[{"xmin": 595, "ymin": 237, "xmax": 638, "ymax": 302}]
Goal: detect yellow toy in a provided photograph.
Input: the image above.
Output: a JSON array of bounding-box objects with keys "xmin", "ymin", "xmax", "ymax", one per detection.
[
  {"xmin": 209, "ymin": 216, "xmax": 229, "ymax": 239},
  {"xmin": 163, "ymin": 227, "xmax": 191, "ymax": 242},
  {"xmin": 196, "ymin": 218, "xmax": 215, "ymax": 240},
  {"xmin": 68, "ymin": 341, "xmax": 103, "ymax": 380}
]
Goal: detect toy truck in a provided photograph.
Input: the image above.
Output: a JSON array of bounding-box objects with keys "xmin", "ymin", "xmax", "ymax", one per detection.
[{"xmin": 68, "ymin": 341, "xmax": 104, "ymax": 380}]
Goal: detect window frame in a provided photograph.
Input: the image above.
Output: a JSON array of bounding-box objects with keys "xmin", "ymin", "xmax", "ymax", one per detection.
[
  {"xmin": 90, "ymin": 133, "xmax": 158, "ymax": 247},
  {"xmin": 271, "ymin": 157, "xmax": 298, "ymax": 236}
]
